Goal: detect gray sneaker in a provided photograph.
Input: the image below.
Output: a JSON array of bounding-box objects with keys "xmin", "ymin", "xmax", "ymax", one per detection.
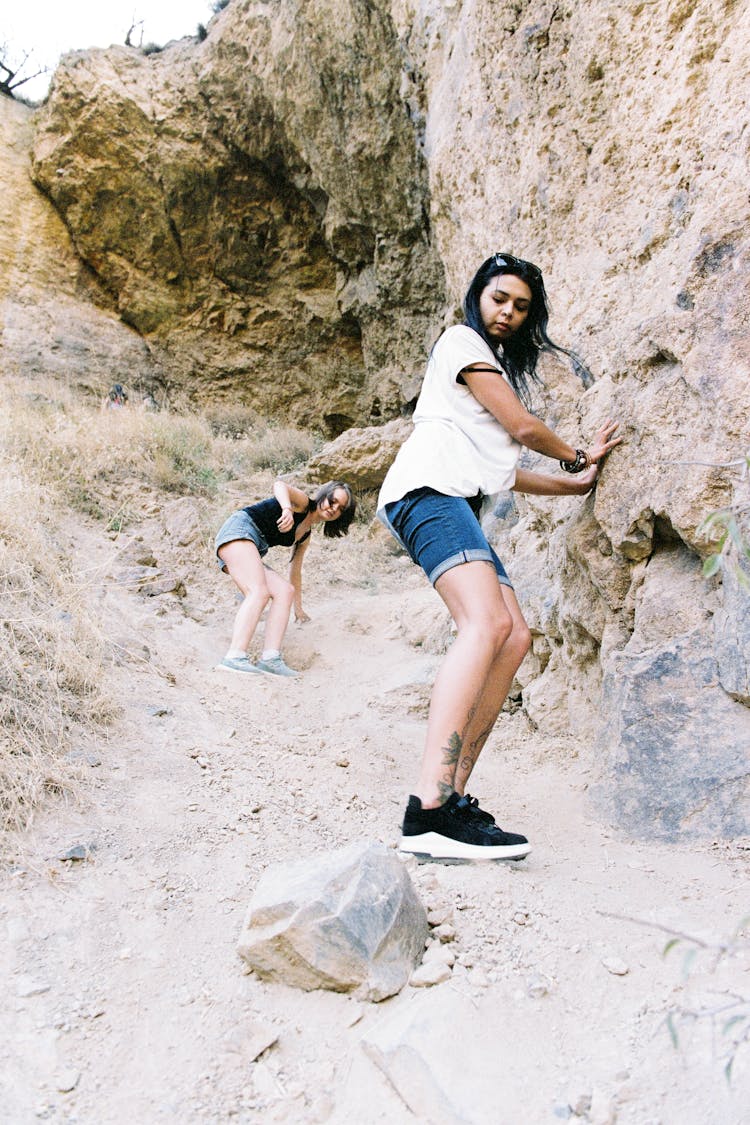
[
  {"xmin": 217, "ymin": 656, "xmax": 263, "ymax": 675},
  {"xmin": 256, "ymin": 655, "xmax": 299, "ymax": 677}
]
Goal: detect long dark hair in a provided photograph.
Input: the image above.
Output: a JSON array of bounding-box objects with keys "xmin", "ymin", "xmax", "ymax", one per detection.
[{"xmin": 463, "ymin": 253, "xmax": 592, "ymax": 408}]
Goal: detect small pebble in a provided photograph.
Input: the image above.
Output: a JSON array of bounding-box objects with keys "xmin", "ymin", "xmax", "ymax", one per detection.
[
  {"xmin": 58, "ymin": 844, "xmax": 93, "ymax": 862},
  {"xmin": 56, "ymin": 1068, "xmax": 80, "ymax": 1093},
  {"xmin": 410, "ymin": 961, "xmax": 452, "ymax": 987},
  {"xmin": 602, "ymin": 957, "xmax": 629, "ymax": 976},
  {"xmin": 16, "ymin": 976, "xmax": 51, "ymax": 998}
]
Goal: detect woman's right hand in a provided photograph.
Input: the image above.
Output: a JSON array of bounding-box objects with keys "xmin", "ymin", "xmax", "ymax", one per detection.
[
  {"xmin": 277, "ymin": 506, "xmax": 294, "ymax": 532},
  {"xmin": 587, "ymin": 419, "xmax": 622, "ymax": 464}
]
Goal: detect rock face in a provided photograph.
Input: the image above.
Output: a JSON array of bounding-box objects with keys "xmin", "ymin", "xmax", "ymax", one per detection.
[
  {"xmin": 306, "ymin": 416, "xmax": 413, "ymax": 488},
  {"xmin": 29, "ymin": 3, "xmax": 446, "ymax": 433},
  {"xmin": 3, "ymin": 0, "xmax": 749, "ymax": 837},
  {"xmin": 0, "ymin": 96, "xmax": 164, "ymax": 400},
  {"xmin": 236, "ymin": 842, "xmax": 428, "ymax": 1001}
]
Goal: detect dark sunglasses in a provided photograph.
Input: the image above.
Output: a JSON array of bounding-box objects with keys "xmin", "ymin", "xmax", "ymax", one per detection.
[{"xmin": 493, "ymin": 253, "xmax": 542, "ymax": 280}]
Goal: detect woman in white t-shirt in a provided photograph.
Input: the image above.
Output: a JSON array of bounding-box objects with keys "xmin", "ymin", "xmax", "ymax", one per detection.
[{"xmin": 378, "ymin": 253, "xmax": 621, "ymax": 862}]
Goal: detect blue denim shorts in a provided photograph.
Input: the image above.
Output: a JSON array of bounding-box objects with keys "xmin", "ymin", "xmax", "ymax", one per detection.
[
  {"xmin": 214, "ymin": 510, "xmax": 268, "ymax": 571},
  {"xmin": 382, "ymin": 488, "xmax": 512, "ymax": 588}
]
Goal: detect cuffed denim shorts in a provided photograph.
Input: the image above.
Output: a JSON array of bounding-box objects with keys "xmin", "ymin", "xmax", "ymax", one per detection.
[
  {"xmin": 382, "ymin": 487, "xmax": 512, "ymax": 588},
  {"xmin": 214, "ymin": 510, "xmax": 269, "ymax": 571}
]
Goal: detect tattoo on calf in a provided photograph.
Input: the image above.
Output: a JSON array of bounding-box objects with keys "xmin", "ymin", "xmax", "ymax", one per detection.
[
  {"xmin": 437, "ymin": 780, "xmax": 454, "ymax": 805},
  {"xmin": 442, "ymin": 732, "xmax": 462, "ymax": 766},
  {"xmin": 433, "ymin": 732, "xmax": 462, "ymax": 805}
]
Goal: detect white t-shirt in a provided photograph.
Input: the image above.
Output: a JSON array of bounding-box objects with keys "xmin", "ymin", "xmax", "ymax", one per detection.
[{"xmin": 377, "ymin": 325, "xmax": 521, "ymax": 513}]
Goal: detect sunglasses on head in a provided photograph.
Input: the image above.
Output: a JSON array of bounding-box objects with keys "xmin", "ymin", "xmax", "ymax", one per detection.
[{"xmin": 492, "ymin": 253, "xmax": 542, "ymax": 280}]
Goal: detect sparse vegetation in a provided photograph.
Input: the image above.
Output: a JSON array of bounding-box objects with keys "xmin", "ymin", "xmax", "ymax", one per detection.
[
  {"xmin": 699, "ymin": 452, "xmax": 750, "ymax": 588},
  {"xmin": 0, "ymin": 460, "xmax": 115, "ymax": 840},
  {"xmin": 662, "ymin": 916, "xmax": 750, "ymax": 1083},
  {"xmin": 0, "ymin": 377, "xmax": 325, "ymax": 846},
  {"xmin": 0, "ymin": 46, "xmax": 47, "ymax": 100},
  {"xmin": 4, "ymin": 383, "xmax": 320, "ymax": 520}
]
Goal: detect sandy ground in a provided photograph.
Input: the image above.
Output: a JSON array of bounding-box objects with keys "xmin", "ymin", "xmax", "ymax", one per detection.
[{"xmin": 1, "ymin": 501, "xmax": 749, "ymax": 1125}]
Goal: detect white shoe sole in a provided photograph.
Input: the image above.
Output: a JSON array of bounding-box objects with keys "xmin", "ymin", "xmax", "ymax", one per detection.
[
  {"xmin": 215, "ymin": 662, "xmax": 263, "ymax": 675},
  {"xmin": 399, "ymin": 831, "xmax": 531, "ymax": 861}
]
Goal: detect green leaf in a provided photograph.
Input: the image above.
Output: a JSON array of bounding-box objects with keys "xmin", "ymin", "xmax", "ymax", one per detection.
[
  {"xmin": 681, "ymin": 948, "xmax": 698, "ymax": 978},
  {"xmin": 663, "ymin": 938, "xmax": 681, "ymax": 957},
  {"xmin": 732, "ymin": 914, "xmax": 750, "ymax": 938},
  {"xmin": 722, "ymin": 1015, "xmax": 747, "ymax": 1035},
  {"xmin": 726, "ymin": 517, "xmax": 743, "ymax": 549},
  {"xmin": 666, "ymin": 1011, "xmax": 679, "ymax": 1049},
  {"xmin": 702, "ymin": 555, "xmax": 723, "ymax": 578},
  {"xmin": 724, "ymin": 1056, "xmax": 734, "ymax": 1084}
]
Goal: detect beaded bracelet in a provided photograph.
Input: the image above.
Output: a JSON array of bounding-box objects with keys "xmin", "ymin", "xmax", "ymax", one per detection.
[{"xmin": 560, "ymin": 449, "xmax": 590, "ymax": 474}]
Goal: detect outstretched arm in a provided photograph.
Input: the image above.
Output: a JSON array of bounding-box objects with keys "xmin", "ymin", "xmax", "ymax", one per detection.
[
  {"xmin": 463, "ymin": 367, "xmax": 622, "ymax": 467},
  {"xmin": 513, "ymin": 465, "xmax": 599, "ymax": 496},
  {"xmin": 289, "ymin": 537, "xmax": 311, "ymax": 622}
]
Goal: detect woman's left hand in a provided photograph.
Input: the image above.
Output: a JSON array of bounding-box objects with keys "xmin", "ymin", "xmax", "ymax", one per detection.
[
  {"xmin": 277, "ymin": 506, "xmax": 294, "ymax": 532},
  {"xmin": 587, "ymin": 419, "xmax": 622, "ymax": 464},
  {"xmin": 573, "ymin": 463, "xmax": 601, "ymax": 494},
  {"xmin": 295, "ymin": 607, "xmax": 310, "ymax": 623}
]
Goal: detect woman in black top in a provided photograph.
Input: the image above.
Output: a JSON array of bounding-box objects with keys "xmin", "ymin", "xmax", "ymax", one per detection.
[{"xmin": 214, "ymin": 479, "xmax": 355, "ymax": 677}]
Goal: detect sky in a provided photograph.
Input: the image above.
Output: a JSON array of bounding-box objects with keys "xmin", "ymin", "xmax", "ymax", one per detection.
[{"xmin": 2, "ymin": 0, "xmax": 217, "ymax": 101}]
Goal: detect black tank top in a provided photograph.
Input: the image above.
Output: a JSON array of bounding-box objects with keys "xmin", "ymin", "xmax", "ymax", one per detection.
[{"xmin": 243, "ymin": 497, "xmax": 315, "ymax": 548}]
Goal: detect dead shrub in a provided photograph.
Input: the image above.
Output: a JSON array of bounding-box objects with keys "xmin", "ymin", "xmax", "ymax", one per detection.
[{"xmin": 0, "ymin": 460, "xmax": 115, "ymax": 843}]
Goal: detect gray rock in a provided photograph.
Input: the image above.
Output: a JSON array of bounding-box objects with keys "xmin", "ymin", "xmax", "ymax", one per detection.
[
  {"xmin": 237, "ymin": 842, "xmax": 428, "ymax": 1001},
  {"xmin": 58, "ymin": 843, "xmax": 95, "ymax": 862},
  {"xmin": 596, "ymin": 632, "xmax": 750, "ymax": 840},
  {"xmin": 714, "ymin": 558, "xmax": 750, "ymax": 705}
]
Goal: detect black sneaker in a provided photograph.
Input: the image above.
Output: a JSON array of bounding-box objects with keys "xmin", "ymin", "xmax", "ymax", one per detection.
[
  {"xmin": 458, "ymin": 793, "xmax": 496, "ymax": 825},
  {"xmin": 399, "ymin": 793, "xmax": 531, "ymax": 861}
]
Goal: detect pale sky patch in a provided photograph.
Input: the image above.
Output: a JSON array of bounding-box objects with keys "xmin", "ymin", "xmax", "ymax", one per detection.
[{"xmin": 2, "ymin": 0, "xmax": 217, "ymax": 100}]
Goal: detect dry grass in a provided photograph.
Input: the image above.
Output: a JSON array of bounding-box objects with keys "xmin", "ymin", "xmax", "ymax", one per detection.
[
  {"xmin": 0, "ymin": 378, "xmax": 324, "ymax": 849},
  {"xmin": 4, "ymin": 379, "xmax": 320, "ymax": 529},
  {"xmin": 0, "ymin": 461, "xmax": 115, "ymax": 841}
]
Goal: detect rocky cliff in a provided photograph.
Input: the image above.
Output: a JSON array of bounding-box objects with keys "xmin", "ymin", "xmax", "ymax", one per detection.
[{"xmin": 3, "ymin": 0, "xmax": 749, "ymax": 838}]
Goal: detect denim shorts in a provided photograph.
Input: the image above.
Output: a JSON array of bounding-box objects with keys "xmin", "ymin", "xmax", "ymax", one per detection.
[
  {"xmin": 214, "ymin": 510, "xmax": 268, "ymax": 571},
  {"xmin": 382, "ymin": 487, "xmax": 512, "ymax": 588}
]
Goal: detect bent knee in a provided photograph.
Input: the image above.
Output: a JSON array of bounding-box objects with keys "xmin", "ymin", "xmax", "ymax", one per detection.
[
  {"xmin": 477, "ymin": 612, "xmax": 514, "ymax": 653},
  {"xmin": 241, "ymin": 585, "xmax": 271, "ymax": 606},
  {"xmin": 512, "ymin": 620, "xmax": 533, "ymax": 658}
]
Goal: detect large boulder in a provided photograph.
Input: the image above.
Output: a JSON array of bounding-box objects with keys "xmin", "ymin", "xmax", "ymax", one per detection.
[
  {"xmin": 29, "ymin": 5, "xmax": 446, "ymax": 431},
  {"xmin": 594, "ymin": 546, "xmax": 750, "ymax": 839},
  {"xmin": 237, "ymin": 842, "xmax": 428, "ymax": 1001},
  {"xmin": 306, "ymin": 417, "xmax": 412, "ymax": 489}
]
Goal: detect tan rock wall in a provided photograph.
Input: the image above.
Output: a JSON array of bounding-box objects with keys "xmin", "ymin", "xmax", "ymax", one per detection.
[
  {"xmin": 4, "ymin": 0, "xmax": 749, "ymax": 834},
  {"xmin": 29, "ymin": 2, "xmax": 446, "ymax": 433}
]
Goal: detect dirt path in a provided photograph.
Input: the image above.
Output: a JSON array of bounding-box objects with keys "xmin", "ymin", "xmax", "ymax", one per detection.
[{"xmin": 1, "ymin": 510, "xmax": 748, "ymax": 1124}]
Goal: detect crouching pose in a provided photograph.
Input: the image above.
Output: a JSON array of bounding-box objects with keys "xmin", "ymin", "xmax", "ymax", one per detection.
[
  {"xmin": 215, "ymin": 479, "xmax": 355, "ymax": 677},
  {"xmin": 378, "ymin": 254, "xmax": 621, "ymax": 860}
]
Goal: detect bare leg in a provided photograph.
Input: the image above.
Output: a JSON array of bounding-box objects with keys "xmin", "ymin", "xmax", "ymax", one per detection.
[
  {"xmin": 415, "ymin": 561, "xmax": 514, "ymax": 808},
  {"xmin": 453, "ymin": 585, "xmax": 531, "ymax": 795},
  {"xmin": 218, "ymin": 540, "xmax": 271, "ymax": 653},
  {"xmin": 259, "ymin": 567, "xmax": 296, "ymax": 653}
]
